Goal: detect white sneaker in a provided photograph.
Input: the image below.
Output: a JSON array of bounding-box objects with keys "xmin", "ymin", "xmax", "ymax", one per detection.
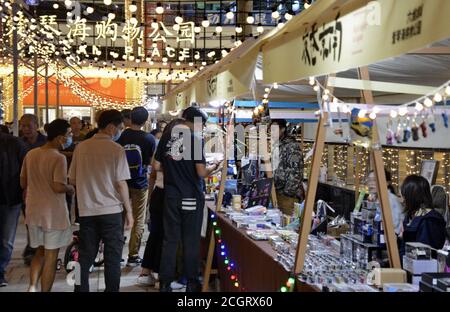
[
  {"xmin": 170, "ymin": 281, "xmax": 186, "ymax": 290},
  {"xmin": 137, "ymin": 274, "xmax": 156, "ymax": 286}
]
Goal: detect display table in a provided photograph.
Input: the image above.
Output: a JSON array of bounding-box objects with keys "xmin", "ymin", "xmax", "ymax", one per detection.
[{"xmin": 206, "ymin": 201, "xmax": 291, "ymax": 292}]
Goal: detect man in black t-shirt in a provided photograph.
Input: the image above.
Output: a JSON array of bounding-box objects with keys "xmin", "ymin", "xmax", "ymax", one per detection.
[
  {"xmin": 0, "ymin": 132, "xmax": 28, "ymax": 286},
  {"xmin": 154, "ymin": 107, "xmax": 220, "ymax": 292},
  {"xmin": 118, "ymin": 107, "xmax": 156, "ymax": 266}
]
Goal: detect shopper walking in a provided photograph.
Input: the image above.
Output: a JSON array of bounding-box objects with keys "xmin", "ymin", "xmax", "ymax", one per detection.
[
  {"xmin": 137, "ymin": 119, "xmax": 184, "ymax": 287},
  {"xmin": 117, "ymin": 107, "xmax": 156, "ymax": 266},
  {"xmin": 19, "ymin": 114, "xmax": 47, "ymax": 265},
  {"xmin": 0, "ymin": 130, "xmax": 28, "ymax": 287},
  {"xmin": 69, "ymin": 109, "xmax": 133, "ymax": 292},
  {"xmin": 63, "ymin": 117, "xmax": 86, "ymax": 223},
  {"xmin": 155, "ymin": 109, "xmax": 220, "ymax": 292},
  {"xmin": 20, "ymin": 114, "xmax": 47, "ymax": 149},
  {"xmin": 270, "ymin": 119, "xmax": 304, "ymax": 215},
  {"xmin": 20, "ymin": 119, "xmax": 74, "ymax": 292}
]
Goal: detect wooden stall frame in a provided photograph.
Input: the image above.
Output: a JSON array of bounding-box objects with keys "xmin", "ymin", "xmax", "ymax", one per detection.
[
  {"xmin": 357, "ymin": 66, "xmax": 401, "ymax": 268},
  {"xmin": 294, "ymin": 68, "xmax": 401, "ymax": 281}
]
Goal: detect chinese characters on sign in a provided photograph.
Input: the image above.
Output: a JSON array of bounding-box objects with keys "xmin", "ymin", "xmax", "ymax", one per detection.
[
  {"xmin": 392, "ymin": 4, "xmax": 423, "ymax": 45},
  {"xmin": 4, "ymin": 14, "xmax": 224, "ymax": 64},
  {"xmin": 301, "ymin": 13, "xmax": 343, "ymax": 66}
]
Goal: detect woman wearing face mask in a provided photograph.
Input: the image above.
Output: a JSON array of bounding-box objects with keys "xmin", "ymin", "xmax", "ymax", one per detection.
[{"xmin": 20, "ymin": 119, "xmax": 75, "ymax": 292}]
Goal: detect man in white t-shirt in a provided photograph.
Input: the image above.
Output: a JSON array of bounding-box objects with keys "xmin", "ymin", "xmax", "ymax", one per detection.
[
  {"xmin": 69, "ymin": 109, "xmax": 134, "ymax": 292},
  {"xmin": 20, "ymin": 119, "xmax": 74, "ymax": 292}
]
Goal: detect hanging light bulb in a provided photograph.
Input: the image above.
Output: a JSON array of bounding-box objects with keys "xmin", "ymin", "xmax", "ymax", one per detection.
[
  {"xmin": 130, "ymin": 16, "xmax": 138, "ymax": 24},
  {"xmin": 424, "ymin": 97, "xmax": 433, "ymax": 107},
  {"xmin": 155, "ymin": 2, "xmax": 165, "ymax": 14},
  {"xmin": 285, "ymin": 10, "xmax": 294, "ymax": 21},
  {"xmin": 175, "ymin": 15, "xmax": 183, "ymax": 24},
  {"xmin": 313, "ymin": 85, "xmax": 319, "ymax": 92},
  {"xmin": 151, "ymin": 19, "xmax": 158, "ymax": 29},
  {"xmin": 399, "ymin": 106, "xmax": 408, "ymax": 116},
  {"xmin": 65, "ymin": 0, "xmax": 72, "ymax": 7},
  {"xmin": 273, "ymin": 82, "xmax": 279, "ymax": 89},
  {"xmin": 434, "ymin": 93, "xmax": 443, "ymax": 103},
  {"xmin": 358, "ymin": 109, "xmax": 367, "ymax": 118},
  {"xmin": 194, "ymin": 25, "xmax": 201, "ymax": 33},
  {"xmin": 369, "ymin": 111, "xmax": 377, "ymax": 120},
  {"xmin": 390, "ymin": 110, "xmax": 398, "ymax": 118},
  {"xmin": 86, "ymin": 6, "xmax": 94, "ymax": 14},
  {"xmin": 235, "ymin": 25, "xmax": 243, "ymax": 33},
  {"xmin": 215, "ymin": 25, "xmax": 223, "ymax": 33},
  {"xmin": 271, "ymin": 9, "xmax": 280, "ymax": 19},
  {"xmin": 264, "ymin": 87, "xmax": 270, "ymax": 93},
  {"xmin": 277, "ymin": 21, "xmax": 285, "ymax": 29},
  {"xmin": 257, "ymin": 23, "xmax": 264, "ymax": 33},
  {"xmin": 201, "ymin": 18, "xmax": 210, "ymax": 28},
  {"xmin": 108, "ymin": 12, "xmax": 115, "ymax": 20},
  {"xmin": 129, "ymin": 1, "xmax": 137, "ymax": 13},
  {"xmin": 53, "ymin": 3, "xmax": 59, "ymax": 9},
  {"xmin": 309, "ymin": 76, "xmax": 315, "ymax": 85},
  {"xmin": 246, "ymin": 13, "xmax": 254, "ymax": 24},
  {"xmin": 445, "ymin": 85, "xmax": 450, "ymax": 96},
  {"xmin": 104, "ymin": 0, "xmax": 112, "ymax": 5},
  {"xmin": 415, "ymin": 102, "xmax": 424, "ymax": 112},
  {"xmin": 226, "ymin": 10, "xmax": 234, "ymax": 20},
  {"xmin": 173, "ymin": 24, "xmax": 180, "ymax": 31}
]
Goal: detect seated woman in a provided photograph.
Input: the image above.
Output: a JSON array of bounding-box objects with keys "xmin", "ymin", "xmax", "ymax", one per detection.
[{"xmin": 400, "ymin": 175, "xmax": 446, "ymax": 253}]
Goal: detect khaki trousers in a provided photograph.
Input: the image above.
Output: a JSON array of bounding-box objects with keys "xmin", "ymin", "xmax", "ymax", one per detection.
[
  {"xmin": 276, "ymin": 192, "xmax": 299, "ymax": 216},
  {"xmin": 128, "ymin": 187, "xmax": 148, "ymax": 257}
]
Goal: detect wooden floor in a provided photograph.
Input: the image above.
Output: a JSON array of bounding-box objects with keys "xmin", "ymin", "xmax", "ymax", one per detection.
[{"xmin": 0, "ymin": 216, "xmax": 170, "ymax": 292}]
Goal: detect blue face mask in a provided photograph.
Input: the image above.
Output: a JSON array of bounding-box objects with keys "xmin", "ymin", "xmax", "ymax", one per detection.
[
  {"xmin": 62, "ymin": 135, "xmax": 72, "ymax": 150},
  {"xmin": 112, "ymin": 129, "xmax": 122, "ymax": 142}
]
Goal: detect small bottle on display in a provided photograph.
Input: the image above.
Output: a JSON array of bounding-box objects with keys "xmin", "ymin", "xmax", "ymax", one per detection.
[{"xmin": 374, "ymin": 206, "xmax": 385, "ymax": 247}]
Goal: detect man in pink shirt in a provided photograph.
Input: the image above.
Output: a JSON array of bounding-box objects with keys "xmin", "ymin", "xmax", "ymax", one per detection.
[{"xmin": 20, "ymin": 119, "xmax": 74, "ymax": 292}]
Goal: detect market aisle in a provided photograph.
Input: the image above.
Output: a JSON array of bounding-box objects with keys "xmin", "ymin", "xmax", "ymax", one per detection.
[{"xmin": 0, "ymin": 216, "xmax": 158, "ymax": 292}]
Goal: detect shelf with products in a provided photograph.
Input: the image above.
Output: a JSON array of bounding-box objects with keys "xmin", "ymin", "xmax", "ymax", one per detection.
[{"xmin": 300, "ymin": 139, "xmax": 450, "ymax": 195}]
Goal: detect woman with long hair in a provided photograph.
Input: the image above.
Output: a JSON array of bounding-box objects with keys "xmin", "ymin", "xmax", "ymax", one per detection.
[{"xmin": 400, "ymin": 175, "xmax": 446, "ymax": 252}]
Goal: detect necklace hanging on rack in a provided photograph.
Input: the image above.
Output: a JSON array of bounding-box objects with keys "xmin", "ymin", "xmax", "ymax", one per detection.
[
  {"xmin": 427, "ymin": 109, "xmax": 436, "ymax": 133},
  {"xmin": 403, "ymin": 116, "xmax": 411, "ymax": 143},
  {"xmin": 419, "ymin": 112, "xmax": 428, "ymax": 138},
  {"xmin": 386, "ymin": 117, "xmax": 394, "ymax": 145},
  {"xmin": 442, "ymin": 96, "xmax": 448, "ymax": 128},
  {"xmin": 412, "ymin": 113, "xmax": 419, "ymax": 141},
  {"xmin": 395, "ymin": 116, "xmax": 403, "ymax": 144}
]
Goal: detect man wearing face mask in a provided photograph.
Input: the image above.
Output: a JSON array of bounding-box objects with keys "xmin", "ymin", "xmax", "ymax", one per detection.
[
  {"xmin": 69, "ymin": 109, "xmax": 134, "ymax": 292},
  {"xmin": 155, "ymin": 107, "xmax": 220, "ymax": 292},
  {"xmin": 20, "ymin": 119, "xmax": 75, "ymax": 292}
]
